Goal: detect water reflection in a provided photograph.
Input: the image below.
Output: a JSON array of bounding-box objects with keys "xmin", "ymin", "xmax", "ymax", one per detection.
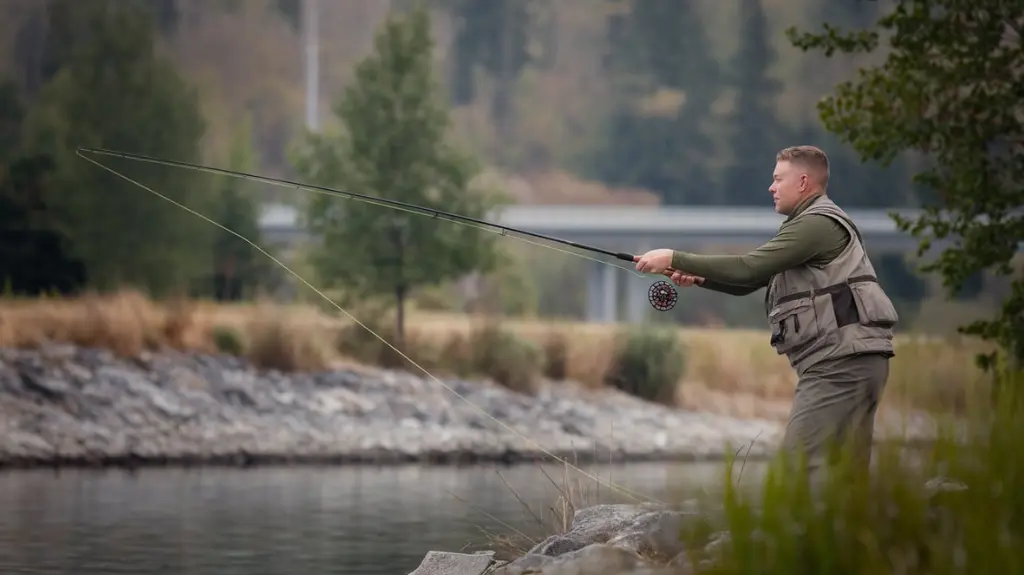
[{"xmin": 0, "ymin": 461, "xmax": 766, "ymax": 575}]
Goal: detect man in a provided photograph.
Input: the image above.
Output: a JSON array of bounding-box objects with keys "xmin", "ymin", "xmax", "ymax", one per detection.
[{"xmin": 633, "ymin": 145, "xmax": 900, "ymax": 478}]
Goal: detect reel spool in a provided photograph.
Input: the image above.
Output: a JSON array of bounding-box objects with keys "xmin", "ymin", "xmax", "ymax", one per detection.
[{"xmin": 648, "ymin": 280, "xmax": 678, "ymax": 311}]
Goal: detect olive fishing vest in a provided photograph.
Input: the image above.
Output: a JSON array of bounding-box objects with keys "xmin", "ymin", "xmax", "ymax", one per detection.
[{"xmin": 764, "ymin": 195, "xmax": 899, "ymax": 374}]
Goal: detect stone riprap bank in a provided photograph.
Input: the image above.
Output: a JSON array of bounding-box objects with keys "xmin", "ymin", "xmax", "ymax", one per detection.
[{"xmin": 0, "ymin": 344, "xmax": 786, "ymax": 467}]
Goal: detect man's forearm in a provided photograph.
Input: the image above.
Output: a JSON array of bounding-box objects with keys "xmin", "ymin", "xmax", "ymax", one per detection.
[
  {"xmin": 698, "ymin": 279, "xmax": 765, "ymax": 296},
  {"xmin": 670, "ymin": 215, "xmax": 847, "ymax": 286}
]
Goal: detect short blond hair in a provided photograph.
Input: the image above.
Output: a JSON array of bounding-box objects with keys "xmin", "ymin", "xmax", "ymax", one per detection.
[{"xmin": 777, "ymin": 145, "xmax": 830, "ymax": 189}]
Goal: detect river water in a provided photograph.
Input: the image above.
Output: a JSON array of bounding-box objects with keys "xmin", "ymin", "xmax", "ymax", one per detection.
[{"xmin": 0, "ymin": 462, "xmax": 767, "ymax": 575}]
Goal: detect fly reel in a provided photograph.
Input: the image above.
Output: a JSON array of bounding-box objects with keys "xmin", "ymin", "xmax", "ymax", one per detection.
[{"xmin": 648, "ymin": 280, "xmax": 678, "ymax": 311}]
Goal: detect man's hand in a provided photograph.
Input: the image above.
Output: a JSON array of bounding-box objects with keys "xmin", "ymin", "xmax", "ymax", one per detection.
[
  {"xmin": 664, "ymin": 270, "xmax": 704, "ymax": 287},
  {"xmin": 633, "ymin": 249, "xmax": 675, "ymax": 274}
]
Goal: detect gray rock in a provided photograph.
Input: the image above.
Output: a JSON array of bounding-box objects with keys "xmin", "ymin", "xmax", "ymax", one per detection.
[
  {"xmin": 486, "ymin": 503, "xmax": 701, "ymax": 574},
  {"xmin": 527, "ymin": 504, "xmax": 693, "ymax": 563},
  {"xmin": 0, "ymin": 343, "xmax": 818, "ymax": 466},
  {"xmin": 409, "ymin": 550, "xmax": 496, "ymax": 575},
  {"xmin": 493, "ymin": 543, "xmax": 651, "ymax": 575}
]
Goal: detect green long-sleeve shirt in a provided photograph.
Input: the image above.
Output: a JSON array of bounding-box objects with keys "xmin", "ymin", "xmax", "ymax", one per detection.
[{"xmin": 671, "ymin": 194, "xmax": 851, "ymax": 296}]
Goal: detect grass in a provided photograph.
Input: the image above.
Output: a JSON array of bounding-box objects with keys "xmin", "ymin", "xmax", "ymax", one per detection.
[
  {"xmin": 405, "ymin": 310, "xmax": 994, "ymax": 417},
  {"xmin": 478, "ymin": 368, "xmax": 1024, "ymax": 574},
  {"xmin": 678, "ymin": 367, "xmax": 1024, "ymax": 574},
  {"xmin": 459, "ymin": 461, "xmax": 608, "ymax": 561},
  {"xmin": 0, "ymin": 289, "xmax": 996, "ymax": 419}
]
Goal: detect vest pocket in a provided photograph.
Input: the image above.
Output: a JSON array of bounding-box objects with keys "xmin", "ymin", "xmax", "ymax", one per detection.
[
  {"xmin": 767, "ymin": 297, "xmax": 818, "ymax": 354},
  {"xmin": 850, "ymin": 280, "xmax": 899, "ymax": 327}
]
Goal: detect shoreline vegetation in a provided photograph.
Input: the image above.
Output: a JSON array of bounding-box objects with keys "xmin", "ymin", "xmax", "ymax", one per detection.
[
  {"xmin": 454, "ymin": 370, "xmax": 1024, "ymax": 574},
  {"xmin": 0, "ymin": 289, "xmax": 964, "ymax": 474},
  {"xmin": 0, "ymin": 289, "xmax": 995, "ymax": 419},
  {"xmin": 4, "ymin": 290, "xmax": 1019, "ymax": 574}
]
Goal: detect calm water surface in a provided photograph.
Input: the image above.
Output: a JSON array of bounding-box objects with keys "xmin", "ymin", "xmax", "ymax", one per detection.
[{"xmin": 0, "ymin": 462, "xmax": 765, "ymax": 575}]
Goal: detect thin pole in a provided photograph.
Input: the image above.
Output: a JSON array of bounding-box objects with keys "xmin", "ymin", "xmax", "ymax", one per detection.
[{"xmin": 302, "ymin": 0, "xmax": 320, "ymax": 132}]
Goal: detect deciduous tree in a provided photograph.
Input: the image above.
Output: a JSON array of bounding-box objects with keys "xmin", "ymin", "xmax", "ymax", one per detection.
[
  {"xmin": 787, "ymin": 0, "xmax": 1024, "ymax": 368},
  {"xmin": 291, "ymin": 6, "xmax": 502, "ymax": 346}
]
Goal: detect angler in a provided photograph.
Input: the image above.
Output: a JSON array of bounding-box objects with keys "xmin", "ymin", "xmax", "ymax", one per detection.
[{"xmin": 634, "ymin": 145, "xmax": 899, "ymax": 481}]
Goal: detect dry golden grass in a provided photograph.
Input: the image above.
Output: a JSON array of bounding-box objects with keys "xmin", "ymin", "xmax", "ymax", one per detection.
[
  {"xmin": 0, "ymin": 291, "xmax": 995, "ymax": 418},
  {"xmin": 403, "ymin": 311, "xmax": 994, "ymax": 416},
  {"xmin": 0, "ymin": 289, "xmax": 342, "ymax": 372}
]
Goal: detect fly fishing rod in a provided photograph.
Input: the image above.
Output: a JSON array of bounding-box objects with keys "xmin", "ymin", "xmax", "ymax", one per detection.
[{"xmin": 76, "ymin": 146, "xmax": 681, "ymax": 311}]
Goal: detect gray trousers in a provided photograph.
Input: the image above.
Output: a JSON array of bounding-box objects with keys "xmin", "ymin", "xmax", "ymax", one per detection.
[{"xmin": 781, "ymin": 352, "xmax": 890, "ymax": 478}]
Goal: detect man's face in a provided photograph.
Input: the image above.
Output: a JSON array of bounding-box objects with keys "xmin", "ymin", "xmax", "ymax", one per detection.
[{"xmin": 769, "ymin": 160, "xmax": 810, "ymax": 215}]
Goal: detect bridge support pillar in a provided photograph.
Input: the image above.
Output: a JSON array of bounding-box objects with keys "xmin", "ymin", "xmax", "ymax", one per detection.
[
  {"xmin": 586, "ymin": 259, "xmax": 618, "ymax": 323},
  {"xmin": 624, "ymin": 272, "xmax": 651, "ymax": 324}
]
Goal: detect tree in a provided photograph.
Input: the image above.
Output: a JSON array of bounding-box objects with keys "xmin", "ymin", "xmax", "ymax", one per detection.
[
  {"xmin": 0, "ymin": 79, "xmax": 23, "ymax": 165},
  {"xmin": 290, "ymin": 5, "xmax": 502, "ymax": 347},
  {"xmin": 212, "ymin": 117, "xmax": 266, "ymax": 301},
  {"xmin": 272, "ymin": 0, "xmax": 300, "ymax": 29},
  {"xmin": 786, "ymin": 0, "xmax": 1024, "ymax": 369},
  {"xmin": 722, "ymin": 0, "xmax": 788, "ymax": 206},
  {"xmin": 583, "ymin": 0, "xmax": 722, "ymax": 205},
  {"xmin": 0, "ymin": 153, "xmax": 88, "ymax": 296},
  {"xmin": 444, "ymin": 0, "xmax": 540, "ymax": 162},
  {"xmin": 22, "ymin": 0, "xmax": 214, "ymax": 295}
]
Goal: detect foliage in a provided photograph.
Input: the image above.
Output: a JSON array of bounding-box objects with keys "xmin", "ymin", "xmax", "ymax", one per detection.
[
  {"xmin": 210, "ymin": 325, "xmax": 245, "ymax": 356},
  {"xmin": 211, "ymin": 116, "xmax": 267, "ymax": 300},
  {"xmin": 721, "ymin": 0, "xmax": 790, "ymax": 205},
  {"xmin": 21, "ymin": 0, "xmax": 214, "ymax": 296},
  {"xmin": 582, "ymin": 0, "xmax": 721, "ymax": 205},
  {"xmin": 441, "ymin": 0, "xmax": 548, "ymax": 165},
  {"xmin": 687, "ymin": 367, "xmax": 1024, "ymax": 575},
  {"xmin": 0, "ymin": 153, "xmax": 88, "ymax": 296},
  {"xmin": 604, "ymin": 327, "xmax": 686, "ymax": 404},
  {"xmin": 467, "ymin": 321, "xmax": 543, "ymax": 394},
  {"xmin": 786, "ymin": 0, "xmax": 1024, "ymax": 369},
  {"xmin": 444, "ymin": 0, "xmax": 538, "ymax": 106},
  {"xmin": 290, "ymin": 6, "xmax": 503, "ymax": 345},
  {"xmin": 0, "ymin": 79, "xmax": 22, "ymax": 165},
  {"xmin": 467, "ymin": 245, "xmax": 540, "ymax": 316}
]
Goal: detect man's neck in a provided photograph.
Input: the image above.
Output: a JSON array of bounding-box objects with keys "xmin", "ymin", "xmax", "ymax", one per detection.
[{"xmin": 785, "ymin": 190, "xmax": 825, "ymax": 221}]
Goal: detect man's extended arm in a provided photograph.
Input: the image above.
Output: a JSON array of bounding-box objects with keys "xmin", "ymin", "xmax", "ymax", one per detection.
[
  {"xmin": 671, "ymin": 215, "xmax": 850, "ymax": 290},
  {"xmin": 699, "ymin": 279, "xmax": 765, "ymax": 296}
]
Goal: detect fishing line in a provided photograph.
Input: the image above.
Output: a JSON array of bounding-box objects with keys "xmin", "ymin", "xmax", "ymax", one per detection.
[
  {"xmin": 77, "ymin": 147, "xmax": 659, "ymax": 279},
  {"xmin": 75, "ymin": 148, "xmax": 666, "ymax": 507}
]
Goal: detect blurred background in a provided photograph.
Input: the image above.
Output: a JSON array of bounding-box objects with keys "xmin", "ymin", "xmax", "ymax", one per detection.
[
  {"xmin": 0, "ymin": 0, "xmax": 1005, "ymax": 336},
  {"xmin": 2, "ymin": 2, "xmax": 1020, "ymax": 575}
]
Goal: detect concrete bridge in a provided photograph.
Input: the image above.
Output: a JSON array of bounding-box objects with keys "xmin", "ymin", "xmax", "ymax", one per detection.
[{"xmin": 259, "ymin": 203, "xmax": 927, "ymax": 323}]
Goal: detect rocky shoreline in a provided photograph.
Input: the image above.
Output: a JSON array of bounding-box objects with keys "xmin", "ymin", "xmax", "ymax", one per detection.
[
  {"xmin": 409, "ymin": 502, "xmax": 719, "ymax": 575},
  {"xmin": 0, "ymin": 343, "xmax": 793, "ymax": 468},
  {"xmin": 0, "ymin": 344, "xmax": 937, "ymax": 469}
]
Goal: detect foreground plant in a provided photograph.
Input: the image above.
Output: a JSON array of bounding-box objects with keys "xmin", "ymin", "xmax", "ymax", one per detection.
[{"xmin": 688, "ymin": 367, "xmax": 1024, "ymax": 574}]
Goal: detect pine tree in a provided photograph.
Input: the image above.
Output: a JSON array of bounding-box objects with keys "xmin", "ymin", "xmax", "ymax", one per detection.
[
  {"xmin": 584, "ymin": 0, "xmax": 722, "ymax": 205},
  {"xmin": 723, "ymin": 0, "xmax": 787, "ymax": 206},
  {"xmin": 23, "ymin": 0, "xmax": 213, "ymax": 295}
]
